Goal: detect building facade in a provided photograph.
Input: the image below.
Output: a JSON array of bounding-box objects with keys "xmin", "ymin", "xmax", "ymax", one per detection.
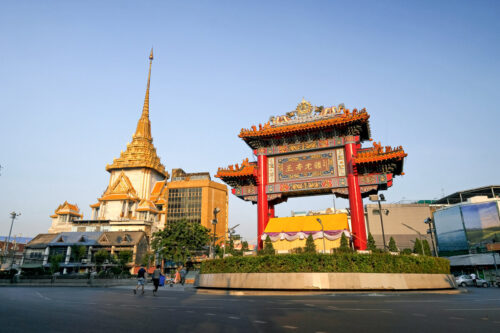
[
  {"xmin": 365, "ymin": 203, "xmax": 436, "ymax": 251},
  {"xmin": 22, "ymin": 231, "xmax": 148, "ymax": 273},
  {"xmin": 47, "ymin": 50, "xmax": 228, "ymax": 242}
]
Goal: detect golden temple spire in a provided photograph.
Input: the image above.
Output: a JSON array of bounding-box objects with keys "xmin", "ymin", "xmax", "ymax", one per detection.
[
  {"xmin": 106, "ymin": 48, "xmax": 167, "ymax": 178},
  {"xmin": 134, "ymin": 48, "xmax": 154, "ymax": 140}
]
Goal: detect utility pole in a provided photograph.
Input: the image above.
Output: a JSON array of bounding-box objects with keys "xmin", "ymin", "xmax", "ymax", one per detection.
[
  {"xmin": 316, "ymin": 218, "xmax": 326, "ymax": 253},
  {"xmin": 3, "ymin": 212, "xmax": 21, "ymax": 266},
  {"xmin": 424, "ymin": 217, "xmax": 437, "ymax": 256},
  {"xmin": 369, "ymin": 194, "xmax": 387, "ymax": 250},
  {"xmin": 210, "ymin": 208, "xmax": 220, "ymax": 259}
]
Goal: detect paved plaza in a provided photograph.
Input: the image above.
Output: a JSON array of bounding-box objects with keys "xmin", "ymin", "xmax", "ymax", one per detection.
[{"xmin": 1, "ymin": 286, "xmax": 500, "ymax": 332}]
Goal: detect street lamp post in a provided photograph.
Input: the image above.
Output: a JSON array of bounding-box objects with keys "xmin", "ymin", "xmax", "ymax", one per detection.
[
  {"xmin": 369, "ymin": 194, "xmax": 387, "ymax": 250},
  {"xmin": 316, "ymin": 218, "xmax": 326, "ymax": 254},
  {"xmin": 211, "ymin": 208, "xmax": 220, "ymax": 259},
  {"xmin": 402, "ymin": 223, "xmax": 425, "ymax": 255},
  {"xmin": 424, "ymin": 218, "xmax": 437, "ymax": 256},
  {"xmin": 223, "ymin": 224, "xmax": 240, "ymax": 257},
  {"xmin": 2, "ymin": 212, "xmax": 20, "ymax": 265}
]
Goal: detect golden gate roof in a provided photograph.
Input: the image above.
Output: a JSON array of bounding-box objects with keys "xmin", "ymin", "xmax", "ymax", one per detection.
[
  {"xmin": 215, "ymin": 158, "xmax": 257, "ymax": 179},
  {"xmin": 239, "ymin": 100, "xmax": 371, "ymax": 144},
  {"xmin": 355, "ymin": 142, "xmax": 407, "ymax": 164}
]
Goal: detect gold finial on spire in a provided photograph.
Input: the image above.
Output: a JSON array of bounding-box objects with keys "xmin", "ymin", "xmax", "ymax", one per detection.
[{"xmin": 134, "ymin": 49, "xmax": 154, "ymax": 139}]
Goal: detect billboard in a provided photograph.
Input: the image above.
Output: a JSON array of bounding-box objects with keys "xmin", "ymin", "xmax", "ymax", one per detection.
[
  {"xmin": 461, "ymin": 201, "xmax": 500, "ymax": 246},
  {"xmin": 434, "ymin": 206, "xmax": 468, "ymax": 255}
]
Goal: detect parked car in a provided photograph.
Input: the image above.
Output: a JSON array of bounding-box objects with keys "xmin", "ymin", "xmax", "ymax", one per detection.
[{"xmin": 455, "ymin": 275, "xmax": 489, "ymax": 287}]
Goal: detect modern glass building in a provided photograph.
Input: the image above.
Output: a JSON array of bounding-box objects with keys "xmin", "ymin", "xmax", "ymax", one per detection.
[{"xmin": 434, "ymin": 198, "xmax": 500, "ymax": 256}]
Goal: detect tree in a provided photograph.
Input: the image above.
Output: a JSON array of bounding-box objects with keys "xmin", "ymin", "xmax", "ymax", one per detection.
[
  {"xmin": 142, "ymin": 251, "xmax": 155, "ymax": 268},
  {"xmin": 228, "ymin": 237, "xmax": 235, "ymax": 254},
  {"xmin": 261, "ymin": 236, "xmax": 275, "ymax": 255},
  {"xmin": 413, "ymin": 238, "xmax": 424, "ymax": 255},
  {"xmin": 388, "ymin": 237, "xmax": 398, "ymax": 252},
  {"xmin": 49, "ymin": 254, "xmax": 64, "ymax": 274},
  {"xmin": 242, "ymin": 241, "xmax": 249, "ymax": 252},
  {"xmin": 71, "ymin": 245, "xmax": 87, "ymax": 262},
  {"xmin": 94, "ymin": 249, "xmax": 110, "ymax": 267},
  {"xmin": 304, "ymin": 234, "xmax": 316, "ymax": 253},
  {"xmin": 367, "ymin": 233, "xmax": 377, "ymax": 251},
  {"xmin": 151, "ymin": 219, "xmax": 211, "ymax": 264},
  {"xmin": 117, "ymin": 250, "xmax": 133, "ymax": 267},
  {"xmin": 339, "ymin": 232, "xmax": 350, "ymax": 252},
  {"xmin": 422, "ymin": 239, "xmax": 432, "ymax": 256}
]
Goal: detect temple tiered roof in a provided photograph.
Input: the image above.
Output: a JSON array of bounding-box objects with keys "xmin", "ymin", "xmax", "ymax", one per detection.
[
  {"xmin": 106, "ymin": 49, "xmax": 168, "ymax": 178},
  {"xmin": 50, "ymin": 201, "xmax": 83, "ymax": 218}
]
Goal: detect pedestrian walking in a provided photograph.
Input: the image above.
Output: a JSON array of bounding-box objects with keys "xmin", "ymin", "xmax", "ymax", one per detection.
[
  {"xmin": 471, "ymin": 272, "xmax": 477, "ymax": 287},
  {"xmin": 152, "ymin": 264, "xmax": 161, "ymax": 296},
  {"xmin": 134, "ymin": 265, "xmax": 147, "ymax": 295},
  {"xmin": 180, "ymin": 265, "xmax": 187, "ymax": 286},
  {"xmin": 174, "ymin": 267, "xmax": 181, "ymax": 284}
]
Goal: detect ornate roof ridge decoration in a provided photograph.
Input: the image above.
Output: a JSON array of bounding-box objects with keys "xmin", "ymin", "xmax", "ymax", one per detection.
[
  {"xmin": 106, "ymin": 49, "xmax": 168, "ymax": 178},
  {"xmin": 99, "ymin": 171, "xmax": 139, "ymax": 201},
  {"xmin": 215, "ymin": 158, "xmax": 257, "ymax": 179},
  {"xmin": 50, "ymin": 201, "xmax": 83, "ymax": 218},
  {"xmin": 239, "ymin": 99, "xmax": 369, "ymax": 139},
  {"xmin": 136, "ymin": 199, "xmax": 159, "ymax": 213},
  {"xmin": 355, "ymin": 142, "xmax": 407, "ymax": 164}
]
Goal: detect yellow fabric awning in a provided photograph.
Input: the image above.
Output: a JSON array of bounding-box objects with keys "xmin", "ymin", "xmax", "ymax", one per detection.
[{"xmin": 264, "ymin": 214, "xmax": 349, "ymax": 233}]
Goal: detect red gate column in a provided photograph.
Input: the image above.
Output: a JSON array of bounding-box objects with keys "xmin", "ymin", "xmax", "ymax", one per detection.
[
  {"xmin": 268, "ymin": 205, "xmax": 275, "ymax": 219},
  {"xmin": 345, "ymin": 138, "xmax": 367, "ymax": 250},
  {"xmin": 257, "ymin": 154, "xmax": 269, "ymax": 250}
]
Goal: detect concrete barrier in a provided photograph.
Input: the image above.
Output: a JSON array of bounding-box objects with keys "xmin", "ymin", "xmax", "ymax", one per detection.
[
  {"xmin": 0, "ymin": 278, "xmax": 136, "ymax": 287},
  {"xmin": 197, "ymin": 273, "xmax": 457, "ymax": 290}
]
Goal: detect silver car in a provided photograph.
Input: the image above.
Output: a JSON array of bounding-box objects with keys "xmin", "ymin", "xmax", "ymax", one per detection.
[{"xmin": 455, "ymin": 274, "xmax": 489, "ymax": 288}]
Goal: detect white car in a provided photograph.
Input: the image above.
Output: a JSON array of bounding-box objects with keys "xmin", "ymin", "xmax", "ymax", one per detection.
[{"xmin": 455, "ymin": 275, "xmax": 489, "ymax": 288}]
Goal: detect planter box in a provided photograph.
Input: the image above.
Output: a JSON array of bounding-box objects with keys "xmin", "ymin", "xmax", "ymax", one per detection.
[{"xmin": 197, "ymin": 272, "xmax": 457, "ymax": 290}]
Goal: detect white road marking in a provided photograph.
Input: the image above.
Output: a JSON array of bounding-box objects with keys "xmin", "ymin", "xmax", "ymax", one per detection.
[
  {"xmin": 282, "ymin": 326, "xmax": 298, "ymax": 329},
  {"xmin": 35, "ymin": 292, "xmax": 51, "ymax": 301},
  {"xmin": 445, "ymin": 308, "xmax": 500, "ymax": 311},
  {"xmin": 481, "ymin": 317, "xmax": 489, "ymax": 321},
  {"xmin": 253, "ymin": 320, "xmax": 267, "ymax": 324},
  {"xmin": 228, "ymin": 316, "xmax": 240, "ymax": 320}
]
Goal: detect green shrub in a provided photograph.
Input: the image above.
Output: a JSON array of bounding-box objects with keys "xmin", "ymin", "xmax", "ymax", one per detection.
[
  {"xmin": 422, "ymin": 240, "xmax": 432, "ymax": 256},
  {"xmin": 200, "ymin": 252, "xmax": 450, "ymax": 274},
  {"xmin": 259, "ymin": 236, "xmax": 275, "ymax": 255},
  {"xmin": 304, "ymin": 234, "xmax": 316, "ymax": 253},
  {"xmin": 388, "ymin": 237, "xmax": 398, "ymax": 252},
  {"xmin": 367, "ymin": 233, "xmax": 377, "ymax": 251},
  {"xmin": 413, "ymin": 238, "xmax": 424, "ymax": 255},
  {"xmin": 339, "ymin": 233, "xmax": 350, "ymax": 252},
  {"xmin": 401, "ymin": 248, "xmax": 412, "ymax": 255}
]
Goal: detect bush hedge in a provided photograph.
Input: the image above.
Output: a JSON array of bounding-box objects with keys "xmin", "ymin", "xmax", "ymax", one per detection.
[{"xmin": 200, "ymin": 253, "xmax": 450, "ymax": 274}]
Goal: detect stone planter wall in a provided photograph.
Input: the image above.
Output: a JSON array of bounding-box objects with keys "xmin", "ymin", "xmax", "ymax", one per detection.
[{"xmin": 197, "ymin": 272, "xmax": 457, "ymax": 290}]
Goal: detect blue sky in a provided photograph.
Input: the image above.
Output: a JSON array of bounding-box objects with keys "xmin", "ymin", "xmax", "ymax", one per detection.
[{"xmin": 1, "ymin": 0, "xmax": 499, "ymax": 243}]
